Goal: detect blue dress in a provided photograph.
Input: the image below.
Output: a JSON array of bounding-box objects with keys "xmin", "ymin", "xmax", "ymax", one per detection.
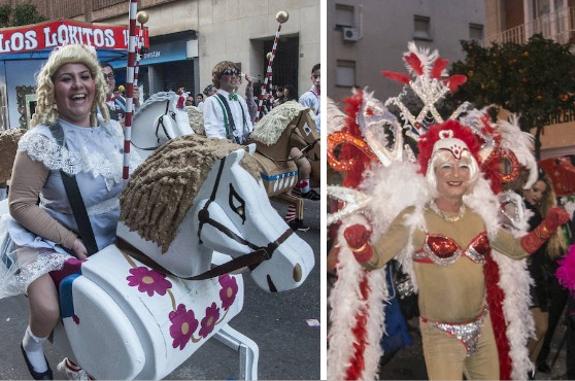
[{"xmin": 0, "ymin": 118, "xmax": 140, "ymax": 298}]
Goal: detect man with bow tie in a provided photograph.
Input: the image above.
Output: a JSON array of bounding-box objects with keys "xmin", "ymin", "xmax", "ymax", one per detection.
[{"xmin": 203, "ymin": 61, "xmax": 253, "ymax": 144}]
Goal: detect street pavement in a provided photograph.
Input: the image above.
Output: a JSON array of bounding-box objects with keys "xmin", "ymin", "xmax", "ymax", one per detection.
[{"xmin": 0, "ymin": 197, "xmax": 320, "ymax": 380}]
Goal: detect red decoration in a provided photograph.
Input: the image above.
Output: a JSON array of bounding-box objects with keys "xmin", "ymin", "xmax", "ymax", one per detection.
[
  {"xmin": 431, "ymin": 57, "xmax": 449, "ymax": 79},
  {"xmin": 446, "ymin": 74, "xmax": 468, "ymax": 92},
  {"xmin": 539, "ymin": 157, "xmax": 575, "ymax": 196},
  {"xmin": 404, "ymin": 52, "xmax": 423, "ymax": 75},
  {"xmin": 484, "ymin": 254, "xmax": 512, "ymax": 380},
  {"xmin": 381, "ymin": 70, "xmax": 411, "ymax": 85},
  {"xmin": 417, "ymin": 120, "xmax": 482, "ymax": 175}
]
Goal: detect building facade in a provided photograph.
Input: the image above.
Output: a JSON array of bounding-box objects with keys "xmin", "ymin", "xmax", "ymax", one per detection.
[
  {"xmin": 485, "ymin": 0, "xmax": 575, "ymax": 158},
  {"xmin": 0, "ymin": 0, "xmax": 319, "ymax": 102},
  {"xmin": 327, "ymin": 0, "xmax": 485, "ymax": 102}
]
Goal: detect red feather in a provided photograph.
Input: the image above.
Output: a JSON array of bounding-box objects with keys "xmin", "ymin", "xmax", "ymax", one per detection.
[
  {"xmin": 446, "ymin": 74, "xmax": 467, "ymax": 92},
  {"xmin": 431, "ymin": 57, "xmax": 449, "ymax": 79},
  {"xmin": 403, "ymin": 52, "xmax": 423, "ymax": 75},
  {"xmin": 344, "ymin": 274, "xmax": 371, "ymax": 381},
  {"xmin": 381, "ymin": 70, "xmax": 411, "ymax": 84},
  {"xmin": 484, "ymin": 254, "xmax": 512, "ymax": 380}
]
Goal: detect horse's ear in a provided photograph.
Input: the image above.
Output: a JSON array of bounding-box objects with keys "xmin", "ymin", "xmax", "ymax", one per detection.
[
  {"xmin": 245, "ymin": 143, "xmax": 256, "ymax": 156},
  {"xmin": 229, "ymin": 147, "xmax": 245, "ymax": 164}
]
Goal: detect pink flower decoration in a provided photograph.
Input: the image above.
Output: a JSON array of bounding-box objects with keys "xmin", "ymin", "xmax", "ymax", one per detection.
[
  {"xmin": 169, "ymin": 304, "xmax": 199, "ymax": 350},
  {"xmin": 218, "ymin": 274, "xmax": 238, "ymax": 310},
  {"xmin": 199, "ymin": 303, "xmax": 220, "ymax": 338},
  {"xmin": 127, "ymin": 267, "xmax": 172, "ymax": 297}
]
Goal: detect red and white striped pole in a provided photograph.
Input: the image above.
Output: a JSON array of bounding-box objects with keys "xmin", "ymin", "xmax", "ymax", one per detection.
[
  {"xmin": 133, "ymin": 11, "xmax": 149, "ymax": 90},
  {"xmin": 123, "ymin": 0, "xmax": 139, "ymax": 180},
  {"xmin": 256, "ymin": 11, "xmax": 289, "ymax": 121}
]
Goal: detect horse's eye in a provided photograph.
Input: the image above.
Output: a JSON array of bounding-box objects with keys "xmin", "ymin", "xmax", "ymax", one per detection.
[
  {"xmin": 303, "ymin": 125, "xmax": 312, "ymax": 136},
  {"xmin": 229, "ymin": 184, "xmax": 246, "ymax": 223}
]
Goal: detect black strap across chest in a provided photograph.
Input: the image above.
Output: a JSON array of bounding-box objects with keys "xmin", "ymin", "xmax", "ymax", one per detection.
[{"xmin": 48, "ymin": 123, "xmax": 99, "ymax": 256}]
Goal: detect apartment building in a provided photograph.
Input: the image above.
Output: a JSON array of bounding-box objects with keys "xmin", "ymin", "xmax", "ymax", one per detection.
[
  {"xmin": 327, "ymin": 0, "xmax": 485, "ymax": 102},
  {"xmin": 485, "ymin": 0, "xmax": 575, "ymax": 158}
]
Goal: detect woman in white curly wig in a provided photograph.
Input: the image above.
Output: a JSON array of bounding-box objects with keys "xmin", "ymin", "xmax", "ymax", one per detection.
[{"xmin": 0, "ymin": 44, "xmax": 132, "ymax": 380}]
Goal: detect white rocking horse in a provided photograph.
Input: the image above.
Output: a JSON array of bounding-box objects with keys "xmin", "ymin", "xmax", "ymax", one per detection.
[
  {"xmin": 132, "ymin": 96, "xmax": 321, "ymax": 227},
  {"xmin": 0, "ymin": 133, "xmax": 314, "ymax": 380}
]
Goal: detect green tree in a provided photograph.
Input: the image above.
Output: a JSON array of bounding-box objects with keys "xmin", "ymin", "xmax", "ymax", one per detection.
[
  {"xmin": 0, "ymin": 3, "xmax": 46, "ymax": 28},
  {"xmin": 449, "ymin": 35, "xmax": 575, "ymax": 158}
]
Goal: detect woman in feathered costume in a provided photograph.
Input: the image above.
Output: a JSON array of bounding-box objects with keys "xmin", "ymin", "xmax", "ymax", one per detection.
[
  {"xmin": 327, "ymin": 43, "xmax": 570, "ymax": 380},
  {"xmin": 341, "ymin": 119, "xmax": 569, "ymax": 379}
]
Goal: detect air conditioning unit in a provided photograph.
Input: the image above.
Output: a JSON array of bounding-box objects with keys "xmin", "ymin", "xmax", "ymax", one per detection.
[{"xmin": 342, "ymin": 27, "xmax": 361, "ymax": 42}]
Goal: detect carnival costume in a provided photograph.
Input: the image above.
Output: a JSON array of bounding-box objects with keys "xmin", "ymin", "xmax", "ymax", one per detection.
[
  {"xmin": 0, "ymin": 118, "xmax": 129, "ymax": 297},
  {"xmin": 327, "ymin": 43, "xmax": 569, "ymax": 380}
]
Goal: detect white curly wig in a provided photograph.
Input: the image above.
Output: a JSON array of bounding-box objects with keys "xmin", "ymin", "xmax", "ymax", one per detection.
[{"xmin": 31, "ymin": 44, "xmax": 110, "ymax": 128}]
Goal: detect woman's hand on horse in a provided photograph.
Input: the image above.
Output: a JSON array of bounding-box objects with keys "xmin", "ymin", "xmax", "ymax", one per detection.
[{"xmin": 72, "ymin": 238, "xmax": 88, "ymax": 260}]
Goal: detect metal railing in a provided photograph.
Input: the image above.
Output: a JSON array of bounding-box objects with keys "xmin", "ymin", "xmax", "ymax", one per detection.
[{"xmin": 487, "ymin": 6, "xmax": 575, "ymax": 44}]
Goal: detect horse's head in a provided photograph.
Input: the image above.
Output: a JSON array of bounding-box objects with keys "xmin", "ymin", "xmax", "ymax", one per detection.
[
  {"xmin": 132, "ymin": 92, "xmax": 194, "ymax": 159},
  {"xmin": 192, "ymin": 145, "xmax": 315, "ymax": 292},
  {"xmin": 290, "ymin": 110, "xmax": 320, "ymax": 187}
]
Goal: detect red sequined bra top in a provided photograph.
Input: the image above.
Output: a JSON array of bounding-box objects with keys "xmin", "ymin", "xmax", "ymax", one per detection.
[{"xmin": 413, "ymin": 231, "xmax": 490, "ymax": 266}]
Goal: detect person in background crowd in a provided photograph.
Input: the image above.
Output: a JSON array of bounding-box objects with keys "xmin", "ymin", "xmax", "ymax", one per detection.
[
  {"xmin": 299, "ymin": 63, "xmax": 320, "ymax": 132},
  {"xmin": 176, "ymin": 86, "xmax": 187, "ymax": 110},
  {"xmin": 273, "ymin": 85, "xmax": 284, "ymax": 108},
  {"xmin": 522, "ymin": 173, "xmax": 569, "ymax": 376},
  {"xmin": 283, "ymin": 84, "xmax": 297, "ymax": 102},
  {"xmin": 195, "ymin": 93, "xmax": 204, "ymax": 107},
  {"xmin": 202, "ymin": 61, "xmax": 252, "ymax": 144},
  {"xmin": 244, "ymin": 74, "xmax": 258, "ymax": 123},
  {"xmin": 101, "ymin": 63, "xmax": 140, "ymax": 123}
]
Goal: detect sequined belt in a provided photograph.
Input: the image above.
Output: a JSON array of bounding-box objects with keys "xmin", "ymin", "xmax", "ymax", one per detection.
[{"xmin": 420, "ymin": 306, "xmax": 488, "ymax": 356}]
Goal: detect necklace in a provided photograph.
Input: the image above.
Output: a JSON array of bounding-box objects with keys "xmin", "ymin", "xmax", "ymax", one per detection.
[{"xmin": 429, "ymin": 200, "xmax": 466, "ymax": 222}]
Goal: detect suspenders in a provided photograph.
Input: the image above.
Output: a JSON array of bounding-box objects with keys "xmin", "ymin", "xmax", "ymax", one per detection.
[{"xmin": 214, "ymin": 93, "xmax": 248, "ymax": 144}]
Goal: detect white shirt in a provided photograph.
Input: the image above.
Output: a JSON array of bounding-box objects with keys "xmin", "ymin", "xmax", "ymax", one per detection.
[
  {"xmin": 202, "ymin": 89, "xmax": 253, "ymax": 143},
  {"xmin": 299, "ymin": 87, "xmax": 320, "ymax": 132}
]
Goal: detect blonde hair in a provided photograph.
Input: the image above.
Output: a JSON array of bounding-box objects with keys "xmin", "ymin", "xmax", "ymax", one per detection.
[
  {"xmin": 31, "ymin": 44, "xmax": 109, "ymax": 128},
  {"xmin": 211, "ymin": 60, "xmax": 238, "ymax": 89}
]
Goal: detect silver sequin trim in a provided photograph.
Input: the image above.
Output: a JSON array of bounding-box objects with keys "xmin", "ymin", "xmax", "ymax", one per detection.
[{"xmin": 425, "ymin": 307, "xmax": 487, "ymax": 356}]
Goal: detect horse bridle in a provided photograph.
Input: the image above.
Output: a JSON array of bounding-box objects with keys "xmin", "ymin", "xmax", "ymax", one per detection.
[
  {"xmin": 118, "ymin": 155, "xmax": 294, "ymax": 282},
  {"xmin": 193, "ymin": 156, "xmax": 294, "ymax": 280},
  {"xmin": 130, "ymin": 100, "xmax": 176, "ymax": 151}
]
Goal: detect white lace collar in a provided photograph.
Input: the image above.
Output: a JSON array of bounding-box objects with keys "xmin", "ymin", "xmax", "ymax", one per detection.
[{"xmin": 18, "ymin": 119, "xmax": 140, "ymax": 190}]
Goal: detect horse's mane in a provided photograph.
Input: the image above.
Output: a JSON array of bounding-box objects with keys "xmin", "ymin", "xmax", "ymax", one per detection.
[
  {"xmin": 120, "ymin": 134, "xmax": 260, "ymax": 252},
  {"xmin": 0, "ymin": 128, "xmax": 25, "ymax": 184},
  {"xmin": 185, "ymin": 105, "xmax": 205, "ymax": 135},
  {"xmin": 136, "ymin": 91, "xmax": 177, "ymax": 116},
  {"xmin": 251, "ymin": 101, "xmax": 308, "ymax": 145}
]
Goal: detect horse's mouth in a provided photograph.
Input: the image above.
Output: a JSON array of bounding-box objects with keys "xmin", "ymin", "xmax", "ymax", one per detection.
[{"xmin": 266, "ymin": 275, "xmax": 278, "ymax": 293}]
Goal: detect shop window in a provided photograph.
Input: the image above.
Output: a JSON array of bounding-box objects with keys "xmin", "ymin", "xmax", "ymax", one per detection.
[{"xmin": 336, "ymin": 60, "xmax": 355, "ymax": 88}]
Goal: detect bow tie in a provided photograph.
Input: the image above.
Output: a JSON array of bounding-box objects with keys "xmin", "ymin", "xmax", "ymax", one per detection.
[{"xmin": 228, "ymin": 93, "xmax": 238, "ymax": 101}]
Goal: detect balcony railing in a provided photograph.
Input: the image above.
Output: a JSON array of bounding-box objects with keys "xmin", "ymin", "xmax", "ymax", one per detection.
[{"xmin": 487, "ymin": 6, "xmax": 575, "ymax": 45}]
